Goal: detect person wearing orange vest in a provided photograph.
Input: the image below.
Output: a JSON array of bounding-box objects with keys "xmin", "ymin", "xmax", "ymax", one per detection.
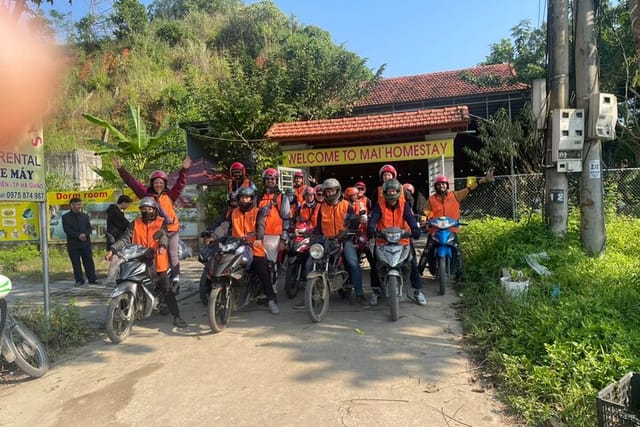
[
  {"xmin": 421, "ymin": 169, "xmax": 494, "ymax": 277},
  {"xmin": 106, "ymin": 197, "xmax": 187, "ymax": 327},
  {"xmin": 367, "ymin": 179, "xmax": 426, "ymax": 306},
  {"xmin": 295, "ymin": 186, "xmax": 320, "ymax": 228},
  {"xmin": 310, "ymin": 178, "xmax": 364, "ymax": 304},
  {"xmin": 256, "ymin": 167, "xmax": 291, "ymax": 271},
  {"xmin": 226, "ymin": 162, "xmax": 256, "ymax": 214},
  {"xmin": 230, "ymin": 186, "xmax": 280, "ymax": 315},
  {"xmin": 354, "ymin": 181, "xmax": 372, "ymax": 214},
  {"xmin": 114, "ymin": 155, "xmax": 191, "ymax": 288},
  {"xmin": 292, "ymin": 170, "xmax": 307, "ymax": 208},
  {"xmin": 372, "ymin": 164, "xmax": 414, "ymax": 209}
]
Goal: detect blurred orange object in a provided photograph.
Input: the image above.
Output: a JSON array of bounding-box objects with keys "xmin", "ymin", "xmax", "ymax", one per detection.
[{"xmin": 0, "ymin": 10, "xmax": 65, "ymax": 148}]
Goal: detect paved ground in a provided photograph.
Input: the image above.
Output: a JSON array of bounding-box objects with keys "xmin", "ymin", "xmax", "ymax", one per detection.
[{"xmin": 0, "ymin": 252, "xmax": 521, "ymax": 426}]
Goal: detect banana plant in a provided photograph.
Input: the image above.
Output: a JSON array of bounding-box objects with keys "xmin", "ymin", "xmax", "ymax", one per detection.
[{"xmin": 83, "ymin": 103, "xmax": 179, "ymax": 178}]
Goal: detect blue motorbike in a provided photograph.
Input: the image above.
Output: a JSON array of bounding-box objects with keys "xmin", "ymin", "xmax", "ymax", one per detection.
[{"xmin": 418, "ymin": 216, "xmax": 461, "ymax": 296}]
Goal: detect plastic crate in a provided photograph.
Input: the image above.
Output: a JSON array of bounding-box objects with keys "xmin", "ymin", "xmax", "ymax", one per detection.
[{"xmin": 597, "ymin": 372, "xmax": 640, "ymax": 426}]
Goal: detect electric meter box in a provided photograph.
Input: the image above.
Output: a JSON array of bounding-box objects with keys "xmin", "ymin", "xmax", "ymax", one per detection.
[
  {"xmin": 551, "ymin": 108, "xmax": 585, "ymax": 162},
  {"xmin": 589, "ymin": 93, "xmax": 617, "ymax": 140}
]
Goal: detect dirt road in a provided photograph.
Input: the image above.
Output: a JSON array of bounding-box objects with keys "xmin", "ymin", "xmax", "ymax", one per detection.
[{"xmin": 0, "ymin": 260, "xmax": 515, "ymax": 426}]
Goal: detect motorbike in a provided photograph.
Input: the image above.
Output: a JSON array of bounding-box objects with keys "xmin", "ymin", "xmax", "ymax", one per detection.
[
  {"xmin": 0, "ymin": 274, "xmax": 49, "ymax": 378},
  {"xmin": 418, "ymin": 216, "xmax": 461, "ymax": 296},
  {"xmin": 206, "ymin": 236, "xmax": 264, "ymax": 333},
  {"xmin": 304, "ymin": 231, "xmax": 354, "ymax": 323},
  {"xmin": 105, "ymin": 245, "xmax": 170, "ymax": 344},
  {"xmin": 284, "ymin": 222, "xmax": 313, "ymax": 299},
  {"xmin": 372, "ymin": 227, "xmax": 413, "ymax": 321}
]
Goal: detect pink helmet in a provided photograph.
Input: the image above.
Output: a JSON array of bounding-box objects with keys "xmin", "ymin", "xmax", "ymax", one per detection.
[
  {"xmin": 303, "ymin": 186, "xmax": 315, "ymax": 197},
  {"xmin": 262, "ymin": 168, "xmax": 279, "ymax": 179},
  {"xmin": 355, "ymin": 181, "xmax": 366, "ymax": 190},
  {"xmin": 314, "ymin": 184, "xmax": 324, "ymax": 195},
  {"xmin": 149, "ymin": 170, "xmax": 168, "ymax": 182},
  {"xmin": 403, "ymin": 183, "xmax": 415, "ymax": 194},
  {"xmin": 294, "ymin": 170, "xmax": 304, "ymax": 178},
  {"xmin": 378, "ymin": 164, "xmax": 397, "ymax": 180},
  {"xmin": 230, "ymin": 162, "xmax": 245, "ymax": 175}
]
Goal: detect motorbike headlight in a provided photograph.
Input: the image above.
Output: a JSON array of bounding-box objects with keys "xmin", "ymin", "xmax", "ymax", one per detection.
[{"xmin": 309, "ymin": 243, "xmax": 324, "ymax": 260}]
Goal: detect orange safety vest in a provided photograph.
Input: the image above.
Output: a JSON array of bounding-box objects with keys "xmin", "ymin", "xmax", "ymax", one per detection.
[
  {"xmin": 376, "ymin": 197, "xmax": 411, "ymax": 245},
  {"xmin": 358, "ymin": 195, "xmax": 371, "ymax": 214},
  {"xmin": 230, "ymin": 206, "xmax": 264, "ymax": 257},
  {"xmin": 318, "ymin": 200, "xmax": 351, "ymax": 239},
  {"xmin": 155, "ymin": 193, "xmax": 180, "ymax": 233},
  {"xmin": 294, "ymin": 185, "xmax": 307, "ymax": 206},
  {"xmin": 297, "ymin": 203, "xmax": 320, "ymax": 228},
  {"xmin": 257, "ymin": 192, "xmax": 284, "ymax": 236},
  {"xmin": 132, "ymin": 216, "xmax": 169, "ymax": 272},
  {"xmin": 427, "ymin": 192, "xmax": 461, "ymax": 233}
]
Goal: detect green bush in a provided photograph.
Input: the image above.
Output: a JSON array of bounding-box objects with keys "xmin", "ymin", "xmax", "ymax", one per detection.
[
  {"xmin": 0, "ymin": 244, "xmax": 40, "ymax": 272},
  {"xmin": 460, "ymin": 214, "xmax": 640, "ymax": 426}
]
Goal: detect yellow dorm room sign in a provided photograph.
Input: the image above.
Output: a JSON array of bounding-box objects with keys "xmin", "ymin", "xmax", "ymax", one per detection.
[{"xmin": 282, "ymin": 139, "xmax": 453, "ymax": 167}]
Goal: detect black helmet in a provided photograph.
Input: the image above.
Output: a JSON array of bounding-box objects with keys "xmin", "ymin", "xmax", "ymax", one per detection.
[
  {"xmin": 322, "ymin": 178, "xmax": 341, "ymax": 204},
  {"xmin": 382, "ymin": 179, "xmax": 402, "ymax": 203},
  {"xmin": 236, "ymin": 186, "xmax": 255, "ymax": 212}
]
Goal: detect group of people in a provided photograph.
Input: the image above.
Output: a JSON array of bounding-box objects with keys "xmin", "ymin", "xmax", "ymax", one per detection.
[{"xmin": 64, "ymin": 155, "xmax": 493, "ymax": 329}]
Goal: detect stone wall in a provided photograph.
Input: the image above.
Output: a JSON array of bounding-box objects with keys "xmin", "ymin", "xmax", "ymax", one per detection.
[{"xmin": 48, "ymin": 149, "xmax": 103, "ymax": 190}]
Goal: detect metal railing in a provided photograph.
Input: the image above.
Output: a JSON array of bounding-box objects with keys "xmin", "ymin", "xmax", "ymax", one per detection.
[{"xmin": 452, "ymin": 168, "xmax": 640, "ymax": 221}]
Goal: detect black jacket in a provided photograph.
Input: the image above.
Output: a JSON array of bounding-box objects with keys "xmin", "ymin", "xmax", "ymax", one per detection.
[
  {"xmin": 62, "ymin": 210, "xmax": 93, "ymax": 248},
  {"xmin": 106, "ymin": 204, "xmax": 130, "ymax": 248}
]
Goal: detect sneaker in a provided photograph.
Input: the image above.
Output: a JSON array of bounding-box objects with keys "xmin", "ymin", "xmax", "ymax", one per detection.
[
  {"xmin": 173, "ymin": 316, "xmax": 187, "ymax": 327},
  {"xmin": 268, "ymin": 299, "xmax": 280, "ymax": 315},
  {"xmin": 89, "ymin": 280, "xmax": 102, "ymax": 285},
  {"xmin": 74, "ymin": 281, "xmax": 85, "ymax": 286},
  {"xmin": 369, "ymin": 290, "xmax": 380, "ymax": 306},
  {"xmin": 413, "ymin": 290, "xmax": 427, "ymax": 306}
]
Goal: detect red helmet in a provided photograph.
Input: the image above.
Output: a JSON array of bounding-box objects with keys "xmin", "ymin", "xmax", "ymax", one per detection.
[
  {"xmin": 262, "ymin": 168, "xmax": 279, "ymax": 179},
  {"xmin": 378, "ymin": 164, "xmax": 397, "ymax": 180},
  {"xmin": 434, "ymin": 175, "xmax": 449, "ymax": 189},
  {"xmin": 230, "ymin": 162, "xmax": 245, "ymax": 175},
  {"xmin": 303, "ymin": 186, "xmax": 315, "ymax": 197},
  {"xmin": 293, "ymin": 170, "xmax": 304, "ymax": 178},
  {"xmin": 314, "ymin": 184, "xmax": 324, "ymax": 195},
  {"xmin": 355, "ymin": 181, "xmax": 366, "ymax": 190},
  {"xmin": 149, "ymin": 170, "xmax": 168, "ymax": 182},
  {"xmin": 344, "ymin": 187, "xmax": 358, "ymax": 199},
  {"xmin": 403, "ymin": 183, "xmax": 415, "ymax": 194}
]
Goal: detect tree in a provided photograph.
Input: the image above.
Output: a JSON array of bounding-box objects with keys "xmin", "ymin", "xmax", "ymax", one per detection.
[
  {"xmin": 83, "ymin": 103, "xmax": 178, "ymax": 182},
  {"xmin": 110, "ymin": 0, "xmax": 148, "ymax": 43},
  {"xmin": 148, "ymin": 0, "xmax": 240, "ymax": 20}
]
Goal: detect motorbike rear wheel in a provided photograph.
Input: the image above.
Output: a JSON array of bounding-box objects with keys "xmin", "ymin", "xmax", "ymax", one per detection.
[
  {"xmin": 5, "ymin": 317, "xmax": 49, "ymax": 378},
  {"xmin": 438, "ymin": 256, "xmax": 447, "ymax": 296},
  {"xmin": 199, "ymin": 270, "xmax": 211, "ymax": 306},
  {"xmin": 105, "ymin": 291, "xmax": 135, "ymax": 344},
  {"xmin": 209, "ymin": 286, "xmax": 232, "ymax": 333},
  {"xmin": 284, "ymin": 262, "xmax": 302, "ymax": 299},
  {"xmin": 387, "ymin": 276, "xmax": 400, "ymax": 321},
  {"xmin": 305, "ymin": 277, "xmax": 329, "ymax": 323}
]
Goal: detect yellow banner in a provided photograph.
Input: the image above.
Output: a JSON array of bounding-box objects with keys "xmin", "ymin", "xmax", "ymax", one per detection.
[
  {"xmin": 283, "ymin": 139, "xmax": 453, "ymax": 167},
  {"xmin": 0, "ymin": 201, "xmax": 40, "ymax": 241},
  {"xmin": 46, "ymin": 189, "xmax": 115, "ymax": 205}
]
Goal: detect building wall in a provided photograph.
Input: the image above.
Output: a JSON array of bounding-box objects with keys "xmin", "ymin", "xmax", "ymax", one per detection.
[{"xmin": 47, "ymin": 149, "xmax": 103, "ymax": 190}]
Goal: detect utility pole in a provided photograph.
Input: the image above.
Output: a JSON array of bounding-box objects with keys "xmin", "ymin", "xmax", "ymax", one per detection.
[
  {"xmin": 576, "ymin": 0, "xmax": 606, "ymax": 255},
  {"xmin": 545, "ymin": 0, "xmax": 570, "ymax": 236}
]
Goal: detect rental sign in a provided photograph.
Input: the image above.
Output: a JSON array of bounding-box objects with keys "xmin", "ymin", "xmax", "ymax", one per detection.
[{"xmin": 283, "ymin": 139, "xmax": 453, "ymax": 167}]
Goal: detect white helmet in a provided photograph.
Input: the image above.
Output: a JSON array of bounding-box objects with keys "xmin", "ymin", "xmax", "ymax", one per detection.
[{"xmin": 0, "ymin": 274, "xmax": 12, "ymax": 299}]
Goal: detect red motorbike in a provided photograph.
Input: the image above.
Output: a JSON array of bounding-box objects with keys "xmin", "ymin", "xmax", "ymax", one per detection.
[{"xmin": 284, "ymin": 221, "xmax": 313, "ymax": 299}]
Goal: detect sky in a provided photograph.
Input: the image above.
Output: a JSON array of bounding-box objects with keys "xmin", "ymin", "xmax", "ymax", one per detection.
[{"xmin": 42, "ymin": 0, "xmax": 547, "ymax": 78}]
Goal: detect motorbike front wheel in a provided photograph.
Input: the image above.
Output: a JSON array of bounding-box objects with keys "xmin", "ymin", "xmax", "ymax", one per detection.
[
  {"xmin": 209, "ymin": 286, "xmax": 232, "ymax": 333},
  {"xmin": 105, "ymin": 292, "xmax": 135, "ymax": 344},
  {"xmin": 4, "ymin": 318, "xmax": 49, "ymax": 378},
  {"xmin": 387, "ymin": 276, "xmax": 400, "ymax": 321},
  {"xmin": 284, "ymin": 262, "xmax": 302, "ymax": 299},
  {"xmin": 199, "ymin": 270, "xmax": 211, "ymax": 306},
  {"xmin": 438, "ymin": 256, "xmax": 447, "ymax": 295},
  {"xmin": 305, "ymin": 277, "xmax": 329, "ymax": 323}
]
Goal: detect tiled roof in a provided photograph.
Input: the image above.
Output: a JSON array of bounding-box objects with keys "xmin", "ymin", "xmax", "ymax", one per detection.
[
  {"xmin": 355, "ymin": 63, "xmax": 528, "ymax": 107},
  {"xmin": 265, "ymin": 106, "xmax": 469, "ymax": 141}
]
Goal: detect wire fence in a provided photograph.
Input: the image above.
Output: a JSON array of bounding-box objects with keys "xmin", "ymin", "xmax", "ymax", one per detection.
[{"xmin": 453, "ymin": 168, "xmax": 640, "ymax": 221}]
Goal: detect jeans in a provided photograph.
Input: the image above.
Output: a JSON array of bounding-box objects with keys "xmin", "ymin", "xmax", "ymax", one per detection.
[{"xmin": 67, "ymin": 242, "xmax": 97, "ymax": 283}]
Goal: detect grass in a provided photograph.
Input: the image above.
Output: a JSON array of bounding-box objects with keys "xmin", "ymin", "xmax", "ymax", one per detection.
[{"xmin": 459, "ymin": 213, "xmax": 640, "ymax": 426}]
